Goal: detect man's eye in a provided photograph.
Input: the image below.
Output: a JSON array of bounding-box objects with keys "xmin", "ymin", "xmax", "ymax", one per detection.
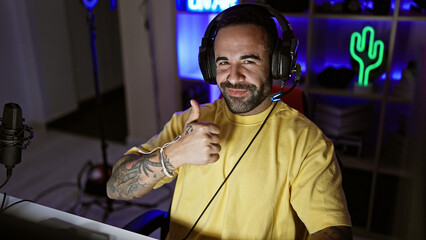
[
  {"xmin": 218, "ymin": 61, "xmax": 229, "ymax": 66},
  {"xmin": 243, "ymin": 60, "xmax": 254, "ymax": 64}
]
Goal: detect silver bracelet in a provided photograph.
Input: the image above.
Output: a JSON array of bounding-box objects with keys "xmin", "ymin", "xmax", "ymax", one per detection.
[{"xmin": 159, "ymin": 135, "xmax": 181, "ymax": 178}]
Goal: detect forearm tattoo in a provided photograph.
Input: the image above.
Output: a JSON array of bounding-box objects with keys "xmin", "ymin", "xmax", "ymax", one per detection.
[
  {"xmin": 108, "ymin": 153, "xmax": 162, "ymax": 200},
  {"xmin": 185, "ymin": 124, "xmax": 193, "ymax": 135},
  {"xmin": 162, "ymin": 151, "xmax": 175, "ymax": 173},
  {"xmin": 140, "ymin": 154, "xmax": 162, "ymax": 177}
]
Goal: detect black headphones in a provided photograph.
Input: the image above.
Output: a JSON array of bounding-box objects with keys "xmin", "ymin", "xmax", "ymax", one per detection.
[{"xmin": 198, "ymin": 4, "xmax": 299, "ymax": 85}]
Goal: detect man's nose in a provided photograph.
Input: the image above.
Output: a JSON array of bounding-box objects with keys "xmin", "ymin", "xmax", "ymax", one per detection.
[{"xmin": 227, "ymin": 64, "xmax": 244, "ymax": 84}]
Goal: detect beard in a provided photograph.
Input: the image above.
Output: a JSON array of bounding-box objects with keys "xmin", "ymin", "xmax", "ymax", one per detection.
[{"xmin": 219, "ymin": 80, "xmax": 271, "ymax": 114}]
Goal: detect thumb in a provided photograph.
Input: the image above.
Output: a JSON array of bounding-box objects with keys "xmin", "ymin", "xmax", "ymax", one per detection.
[{"xmin": 185, "ymin": 99, "xmax": 200, "ymax": 125}]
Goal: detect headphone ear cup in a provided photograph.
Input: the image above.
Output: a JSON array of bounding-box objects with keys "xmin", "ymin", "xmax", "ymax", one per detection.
[
  {"xmin": 271, "ymin": 38, "xmax": 291, "ymax": 80},
  {"xmin": 207, "ymin": 45, "xmax": 216, "ymax": 84},
  {"xmin": 271, "ymin": 39, "xmax": 281, "ymax": 79},
  {"xmin": 198, "ymin": 40, "xmax": 217, "ymax": 84}
]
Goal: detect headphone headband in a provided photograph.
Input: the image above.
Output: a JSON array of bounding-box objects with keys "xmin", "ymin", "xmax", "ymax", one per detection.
[
  {"xmin": 198, "ymin": 3, "xmax": 299, "ymax": 84},
  {"xmin": 203, "ymin": 4, "xmax": 293, "ymax": 41}
]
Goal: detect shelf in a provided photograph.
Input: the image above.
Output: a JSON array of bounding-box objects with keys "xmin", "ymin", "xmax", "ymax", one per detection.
[
  {"xmin": 387, "ymin": 96, "xmax": 414, "ymax": 103},
  {"xmin": 306, "ymin": 87, "xmax": 383, "ymax": 100},
  {"xmin": 341, "ymin": 158, "xmax": 409, "ymax": 178},
  {"xmin": 352, "ymin": 226, "xmax": 396, "ymax": 240},
  {"xmin": 397, "ymin": 15, "xmax": 426, "ymax": 21},
  {"xmin": 280, "ymin": 12, "xmax": 425, "ymax": 22},
  {"xmin": 378, "ymin": 165, "xmax": 408, "ymax": 178},
  {"xmin": 340, "ymin": 156, "xmax": 375, "ymax": 172},
  {"xmin": 340, "ymin": 156, "xmax": 410, "ymax": 177},
  {"xmin": 280, "ymin": 12, "xmax": 310, "ymax": 18},
  {"xmin": 312, "ymin": 13, "xmax": 394, "ymax": 21}
]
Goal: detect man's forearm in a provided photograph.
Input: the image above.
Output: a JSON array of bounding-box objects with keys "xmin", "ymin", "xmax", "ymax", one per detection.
[{"xmin": 106, "ymin": 152, "xmax": 166, "ymax": 200}]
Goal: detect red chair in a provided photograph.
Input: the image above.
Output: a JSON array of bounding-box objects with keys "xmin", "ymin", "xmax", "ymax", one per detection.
[{"xmin": 271, "ymin": 85, "xmax": 307, "ymax": 115}]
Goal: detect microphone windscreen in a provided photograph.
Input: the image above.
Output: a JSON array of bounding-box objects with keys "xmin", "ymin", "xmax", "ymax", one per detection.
[
  {"xmin": 2, "ymin": 103, "xmax": 23, "ymax": 131},
  {"xmin": 0, "ymin": 103, "xmax": 24, "ymax": 167}
]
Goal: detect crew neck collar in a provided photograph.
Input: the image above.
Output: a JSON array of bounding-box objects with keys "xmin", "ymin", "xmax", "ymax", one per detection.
[{"xmin": 223, "ymin": 100, "xmax": 277, "ymax": 125}]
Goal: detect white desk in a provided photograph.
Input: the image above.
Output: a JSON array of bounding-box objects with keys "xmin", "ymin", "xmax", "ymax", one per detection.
[{"xmin": 0, "ymin": 193, "xmax": 154, "ymax": 240}]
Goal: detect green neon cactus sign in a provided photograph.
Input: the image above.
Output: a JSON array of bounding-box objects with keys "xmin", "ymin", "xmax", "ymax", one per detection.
[{"xmin": 350, "ymin": 26, "xmax": 384, "ymax": 87}]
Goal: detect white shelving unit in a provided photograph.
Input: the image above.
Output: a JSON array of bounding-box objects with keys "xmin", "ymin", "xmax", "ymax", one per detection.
[{"xmin": 275, "ymin": 0, "xmax": 425, "ymax": 238}]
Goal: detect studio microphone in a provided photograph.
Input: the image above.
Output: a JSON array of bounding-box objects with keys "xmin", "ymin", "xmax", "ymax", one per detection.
[{"xmin": 0, "ymin": 103, "xmax": 33, "ymax": 188}]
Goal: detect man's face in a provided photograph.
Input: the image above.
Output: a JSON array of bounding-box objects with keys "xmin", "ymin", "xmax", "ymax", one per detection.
[{"xmin": 214, "ymin": 24, "xmax": 272, "ymax": 116}]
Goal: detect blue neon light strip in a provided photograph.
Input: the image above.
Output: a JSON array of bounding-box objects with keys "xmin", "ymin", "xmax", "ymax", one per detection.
[{"xmin": 177, "ymin": 0, "xmax": 238, "ymax": 13}]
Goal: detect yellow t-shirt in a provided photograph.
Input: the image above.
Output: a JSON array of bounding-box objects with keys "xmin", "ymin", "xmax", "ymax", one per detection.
[{"xmin": 127, "ymin": 99, "xmax": 351, "ymax": 239}]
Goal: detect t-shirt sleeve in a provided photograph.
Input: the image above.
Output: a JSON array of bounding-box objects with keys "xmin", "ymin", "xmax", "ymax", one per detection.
[{"xmin": 290, "ymin": 127, "xmax": 352, "ymax": 234}]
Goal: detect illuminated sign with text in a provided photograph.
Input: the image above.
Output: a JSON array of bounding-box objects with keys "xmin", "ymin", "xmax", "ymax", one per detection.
[{"xmin": 176, "ymin": 0, "xmax": 238, "ymax": 13}]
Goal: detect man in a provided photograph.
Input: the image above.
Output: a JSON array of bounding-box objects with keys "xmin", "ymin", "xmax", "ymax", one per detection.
[{"xmin": 107, "ymin": 4, "xmax": 352, "ymax": 239}]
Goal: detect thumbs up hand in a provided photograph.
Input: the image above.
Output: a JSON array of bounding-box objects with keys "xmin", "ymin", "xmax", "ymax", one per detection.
[
  {"xmin": 185, "ymin": 99, "xmax": 201, "ymax": 126},
  {"xmin": 165, "ymin": 100, "xmax": 221, "ymax": 168}
]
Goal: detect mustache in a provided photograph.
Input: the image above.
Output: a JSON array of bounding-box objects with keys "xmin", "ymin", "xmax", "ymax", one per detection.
[{"xmin": 220, "ymin": 81, "xmax": 256, "ymax": 91}]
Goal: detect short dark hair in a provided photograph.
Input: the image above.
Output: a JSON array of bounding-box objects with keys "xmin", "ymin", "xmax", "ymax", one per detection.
[{"xmin": 215, "ymin": 5, "xmax": 279, "ymax": 54}]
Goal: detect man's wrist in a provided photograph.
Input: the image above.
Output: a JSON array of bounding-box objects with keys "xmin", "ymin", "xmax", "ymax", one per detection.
[{"xmin": 159, "ymin": 135, "xmax": 181, "ymax": 177}]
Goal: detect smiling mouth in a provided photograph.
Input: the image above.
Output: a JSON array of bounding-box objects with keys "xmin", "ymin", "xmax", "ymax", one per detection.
[{"xmin": 226, "ymin": 88, "xmax": 248, "ymax": 97}]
